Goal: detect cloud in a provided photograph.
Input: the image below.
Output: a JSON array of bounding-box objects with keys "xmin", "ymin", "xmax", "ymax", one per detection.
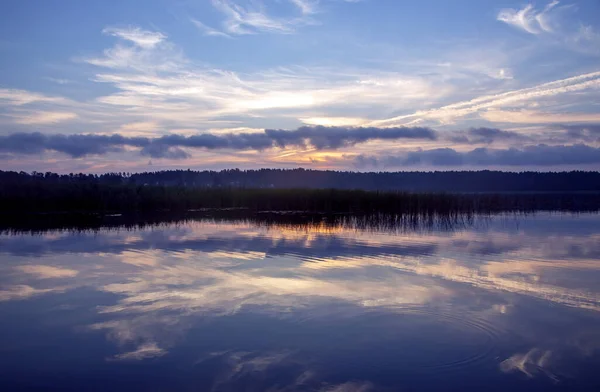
[
  {"xmin": 448, "ymin": 127, "xmax": 529, "ymax": 144},
  {"xmin": 191, "ymin": 0, "xmax": 362, "ymax": 36},
  {"xmin": 289, "ymin": 0, "xmax": 319, "ymax": 15},
  {"xmin": 497, "ymin": 1, "xmax": 560, "ymax": 35},
  {"xmin": 0, "ymin": 88, "xmax": 66, "ymax": 106},
  {"xmin": 209, "ymin": 0, "xmax": 298, "ymax": 35},
  {"xmin": 13, "ymin": 111, "xmax": 78, "ymax": 125},
  {"xmin": 0, "ymin": 133, "xmax": 135, "ymax": 157},
  {"xmin": 190, "ymin": 19, "xmax": 231, "ymax": 38},
  {"xmin": 102, "ymin": 27, "xmax": 167, "ymax": 48},
  {"xmin": 75, "ymin": 26, "xmax": 448, "ymax": 128},
  {"xmin": 301, "ymin": 117, "xmax": 369, "ymax": 127},
  {"xmin": 354, "ymin": 144, "xmax": 600, "ymax": 168},
  {"xmin": 373, "ymin": 71, "xmax": 600, "ymax": 126},
  {"xmin": 0, "ymin": 26, "xmax": 444, "ymax": 140},
  {"xmin": 0, "ymin": 285, "xmax": 57, "ymax": 301},
  {"xmin": 265, "ymin": 125, "xmax": 437, "ymax": 149},
  {"xmin": 560, "ymin": 123, "xmax": 600, "ymax": 141},
  {"xmin": 0, "ymin": 126, "xmax": 437, "ymax": 159},
  {"xmin": 44, "ymin": 77, "xmax": 72, "ymax": 85},
  {"xmin": 140, "ymin": 144, "xmax": 191, "ymax": 160},
  {"xmin": 482, "ymin": 109, "xmax": 600, "ymax": 124},
  {"xmin": 496, "ymin": 2, "xmax": 599, "ymax": 55},
  {"xmin": 84, "ymin": 27, "xmax": 182, "ymax": 72},
  {"xmin": 15, "ymin": 265, "xmax": 78, "ymax": 279}
]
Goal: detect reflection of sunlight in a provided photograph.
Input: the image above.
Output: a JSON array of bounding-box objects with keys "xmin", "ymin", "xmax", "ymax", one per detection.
[{"xmin": 492, "ymin": 304, "xmax": 510, "ymax": 314}]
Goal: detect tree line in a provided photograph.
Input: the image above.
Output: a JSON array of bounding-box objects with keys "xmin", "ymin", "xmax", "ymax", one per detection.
[
  {"xmin": 2, "ymin": 169, "xmax": 600, "ymax": 192},
  {"xmin": 0, "ymin": 170, "xmax": 599, "ymax": 215}
]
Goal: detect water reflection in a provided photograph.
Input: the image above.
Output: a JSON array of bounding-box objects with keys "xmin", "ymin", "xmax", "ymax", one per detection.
[{"xmin": 1, "ymin": 213, "xmax": 600, "ymax": 390}]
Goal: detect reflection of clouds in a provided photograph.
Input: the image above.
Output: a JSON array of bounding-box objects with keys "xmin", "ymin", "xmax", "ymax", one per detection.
[
  {"xmin": 323, "ymin": 382, "xmax": 373, "ymax": 392},
  {"xmin": 92, "ymin": 259, "xmax": 447, "ymax": 353},
  {"xmin": 300, "ymin": 255, "xmax": 600, "ymax": 311},
  {"xmin": 118, "ymin": 250, "xmax": 161, "ymax": 267},
  {"xmin": 81, "ymin": 248, "xmax": 448, "ymax": 360},
  {"xmin": 1, "ymin": 212, "xmax": 600, "ymax": 379},
  {"xmin": 210, "ymin": 351, "xmax": 293, "ymax": 391},
  {"xmin": 483, "ymin": 257, "xmax": 600, "ymax": 277},
  {"xmin": 200, "ymin": 350, "xmax": 374, "ymax": 392},
  {"xmin": 0, "ymin": 284, "xmax": 59, "ymax": 301},
  {"xmin": 0, "ymin": 223, "xmax": 438, "ymax": 261},
  {"xmin": 98, "ymin": 262, "xmax": 445, "ymax": 316},
  {"xmin": 226, "ymin": 351, "xmax": 290, "ymax": 375},
  {"xmin": 15, "ymin": 265, "xmax": 78, "ymax": 278},
  {"xmin": 500, "ymin": 348, "xmax": 557, "ymax": 382},
  {"xmin": 110, "ymin": 342, "xmax": 166, "ymax": 361},
  {"xmin": 206, "ymin": 250, "xmax": 267, "ymax": 260}
]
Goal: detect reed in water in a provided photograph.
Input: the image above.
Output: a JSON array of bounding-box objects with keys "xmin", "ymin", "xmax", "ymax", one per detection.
[{"xmin": 1, "ymin": 181, "xmax": 599, "ymax": 216}]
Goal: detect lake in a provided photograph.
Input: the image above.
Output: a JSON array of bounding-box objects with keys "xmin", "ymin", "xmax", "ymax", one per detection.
[{"xmin": 1, "ymin": 212, "xmax": 600, "ymax": 391}]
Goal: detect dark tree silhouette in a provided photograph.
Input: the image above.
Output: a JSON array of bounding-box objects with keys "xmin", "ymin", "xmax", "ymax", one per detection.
[{"xmin": 0, "ymin": 169, "xmax": 599, "ymax": 215}]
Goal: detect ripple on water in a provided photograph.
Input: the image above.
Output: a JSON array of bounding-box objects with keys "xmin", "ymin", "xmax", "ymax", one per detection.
[{"xmin": 369, "ymin": 306, "xmax": 510, "ymax": 375}]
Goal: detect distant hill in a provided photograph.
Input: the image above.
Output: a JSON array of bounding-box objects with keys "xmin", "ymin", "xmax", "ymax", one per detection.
[{"xmin": 2, "ymin": 169, "xmax": 600, "ymax": 193}]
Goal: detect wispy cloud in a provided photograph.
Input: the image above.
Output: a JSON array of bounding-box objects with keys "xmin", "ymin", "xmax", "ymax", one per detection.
[
  {"xmin": 193, "ymin": 0, "xmax": 344, "ymax": 36},
  {"xmin": 289, "ymin": 0, "xmax": 320, "ymax": 15},
  {"xmin": 373, "ymin": 71, "xmax": 600, "ymax": 126},
  {"xmin": 15, "ymin": 265, "xmax": 78, "ymax": 279},
  {"xmin": 44, "ymin": 77, "xmax": 72, "ymax": 85},
  {"xmin": 0, "ymin": 285, "xmax": 60, "ymax": 301},
  {"xmin": 102, "ymin": 26, "xmax": 167, "ymax": 48},
  {"xmin": 13, "ymin": 111, "xmax": 78, "ymax": 125},
  {"xmin": 481, "ymin": 109, "xmax": 600, "ymax": 124},
  {"xmin": 209, "ymin": 0, "xmax": 299, "ymax": 35},
  {"xmin": 0, "ymin": 88, "xmax": 66, "ymax": 106},
  {"xmin": 84, "ymin": 26, "xmax": 182, "ymax": 72},
  {"xmin": 571, "ymin": 24, "xmax": 600, "ymax": 55},
  {"xmin": 497, "ymin": 1, "xmax": 560, "ymax": 35},
  {"xmin": 497, "ymin": 1, "xmax": 599, "ymax": 55},
  {"xmin": 190, "ymin": 19, "xmax": 231, "ymax": 38},
  {"xmin": 77, "ymin": 27, "xmax": 450, "ymax": 128}
]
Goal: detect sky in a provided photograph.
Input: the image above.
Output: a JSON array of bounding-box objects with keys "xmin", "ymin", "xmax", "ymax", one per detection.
[{"xmin": 1, "ymin": 0, "xmax": 600, "ymax": 173}]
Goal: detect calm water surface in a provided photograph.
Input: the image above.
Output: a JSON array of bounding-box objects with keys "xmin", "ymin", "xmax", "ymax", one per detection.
[{"xmin": 1, "ymin": 213, "xmax": 600, "ymax": 391}]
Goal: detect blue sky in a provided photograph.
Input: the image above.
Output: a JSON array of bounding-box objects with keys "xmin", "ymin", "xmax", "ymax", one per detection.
[{"xmin": 1, "ymin": 0, "xmax": 600, "ymax": 172}]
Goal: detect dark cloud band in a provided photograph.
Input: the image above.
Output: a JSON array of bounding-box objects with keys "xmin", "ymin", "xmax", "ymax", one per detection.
[
  {"xmin": 355, "ymin": 144, "xmax": 600, "ymax": 168},
  {"xmin": 0, "ymin": 126, "xmax": 437, "ymax": 159}
]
